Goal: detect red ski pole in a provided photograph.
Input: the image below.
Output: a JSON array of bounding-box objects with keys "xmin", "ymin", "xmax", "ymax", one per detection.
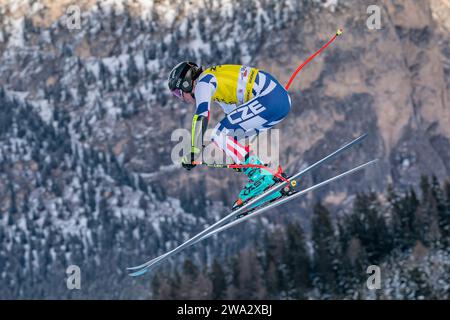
[{"xmin": 285, "ymin": 28, "xmax": 343, "ymax": 91}]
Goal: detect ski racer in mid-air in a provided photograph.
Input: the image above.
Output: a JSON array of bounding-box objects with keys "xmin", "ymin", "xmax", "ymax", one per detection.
[
  {"xmin": 130, "ymin": 30, "xmax": 379, "ymax": 277},
  {"xmin": 168, "ymin": 62, "xmax": 292, "ymax": 209}
]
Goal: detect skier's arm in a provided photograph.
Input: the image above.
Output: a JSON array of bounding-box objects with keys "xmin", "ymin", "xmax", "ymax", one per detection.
[
  {"xmin": 182, "ymin": 75, "xmax": 217, "ymax": 169},
  {"xmin": 182, "ymin": 114, "xmax": 207, "ymax": 170},
  {"xmin": 190, "ymin": 113, "xmax": 209, "ymax": 160}
]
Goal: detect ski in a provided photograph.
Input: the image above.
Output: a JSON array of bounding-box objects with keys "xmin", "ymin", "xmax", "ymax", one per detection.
[
  {"xmin": 192, "ymin": 159, "xmax": 377, "ymax": 243},
  {"xmin": 129, "ymin": 159, "xmax": 377, "ymax": 277},
  {"xmin": 127, "ymin": 134, "xmax": 368, "ymax": 276},
  {"xmin": 127, "ymin": 134, "xmax": 367, "ymax": 273}
]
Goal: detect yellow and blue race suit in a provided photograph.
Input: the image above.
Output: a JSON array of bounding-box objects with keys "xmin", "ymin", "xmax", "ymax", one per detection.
[{"xmin": 191, "ymin": 64, "xmax": 291, "ymax": 164}]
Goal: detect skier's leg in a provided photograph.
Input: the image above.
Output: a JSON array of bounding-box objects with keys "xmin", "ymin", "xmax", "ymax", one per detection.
[
  {"xmin": 211, "ymin": 72, "xmax": 292, "ymax": 208},
  {"xmin": 210, "ymin": 121, "xmax": 250, "ymax": 164}
]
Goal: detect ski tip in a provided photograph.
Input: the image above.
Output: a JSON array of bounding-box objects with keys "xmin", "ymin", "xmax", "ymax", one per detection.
[
  {"xmin": 127, "ymin": 258, "xmax": 157, "ymax": 270},
  {"xmin": 127, "ymin": 266, "xmax": 140, "ymax": 271},
  {"xmin": 359, "ymin": 133, "xmax": 368, "ymax": 139},
  {"xmin": 127, "ymin": 264, "xmax": 147, "ymax": 271},
  {"xmin": 352, "ymin": 133, "xmax": 368, "ymax": 144},
  {"xmin": 129, "ymin": 267, "xmax": 150, "ymax": 277}
]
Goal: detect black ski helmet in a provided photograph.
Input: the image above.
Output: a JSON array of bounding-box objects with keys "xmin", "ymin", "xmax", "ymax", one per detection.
[{"xmin": 168, "ymin": 61, "xmax": 202, "ymax": 94}]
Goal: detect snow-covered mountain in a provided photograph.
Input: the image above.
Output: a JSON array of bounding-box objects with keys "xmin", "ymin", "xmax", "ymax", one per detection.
[{"xmin": 0, "ymin": 0, "xmax": 449, "ymax": 298}]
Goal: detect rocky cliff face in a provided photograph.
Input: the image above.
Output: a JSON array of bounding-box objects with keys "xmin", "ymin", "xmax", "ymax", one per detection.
[
  {"xmin": 0, "ymin": 0, "xmax": 449, "ymax": 298},
  {"xmin": 257, "ymin": 0, "xmax": 450, "ymax": 205}
]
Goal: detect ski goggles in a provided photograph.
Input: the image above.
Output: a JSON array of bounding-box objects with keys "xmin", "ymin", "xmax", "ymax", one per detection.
[{"xmin": 171, "ymin": 88, "xmax": 184, "ymax": 100}]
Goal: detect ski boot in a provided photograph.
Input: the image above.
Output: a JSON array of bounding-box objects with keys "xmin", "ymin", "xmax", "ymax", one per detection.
[{"xmin": 232, "ymin": 155, "xmax": 286, "ymax": 210}]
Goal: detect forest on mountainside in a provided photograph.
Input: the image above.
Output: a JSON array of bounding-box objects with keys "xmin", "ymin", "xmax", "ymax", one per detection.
[{"xmin": 151, "ymin": 177, "xmax": 450, "ymax": 299}]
